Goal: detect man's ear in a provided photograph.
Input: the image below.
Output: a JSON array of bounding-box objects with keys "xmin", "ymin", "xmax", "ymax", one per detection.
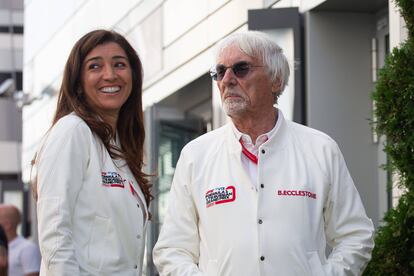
[{"xmin": 271, "ymin": 79, "xmax": 281, "ymax": 93}]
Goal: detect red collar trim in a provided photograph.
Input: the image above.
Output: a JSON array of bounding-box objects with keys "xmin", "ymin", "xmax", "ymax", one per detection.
[{"xmin": 239, "ymin": 139, "xmax": 258, "ymax": 165}]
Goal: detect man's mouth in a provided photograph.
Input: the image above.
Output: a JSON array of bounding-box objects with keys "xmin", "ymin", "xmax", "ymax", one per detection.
[{"xmin": 224, "ymin": 93, "xmax": 243, "ymax": 100}]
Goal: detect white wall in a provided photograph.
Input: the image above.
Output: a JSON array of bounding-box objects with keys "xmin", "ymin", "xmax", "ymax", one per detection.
[{"xmin": 388, "ymin": 0, "xmax": 408, "ymax": 49}]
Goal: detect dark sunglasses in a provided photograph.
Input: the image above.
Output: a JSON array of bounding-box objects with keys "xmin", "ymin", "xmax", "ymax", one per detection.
[{"xmin": 209, "ymin": 61, "xmax": 263, "ymax": 81}]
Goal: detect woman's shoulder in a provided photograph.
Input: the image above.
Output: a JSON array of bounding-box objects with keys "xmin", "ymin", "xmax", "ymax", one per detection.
[
  {"xmin": 55, "ymin": 113, "xmax": 87, "ymax": 127},
  {"xmin": 38, "ymin": 113, "xmax": 93, "ymax": 160},
  {"xmin": 47, "ymin": 113, "xmax": 93, "ymax": 145},
  {"xmin": 52, "ymin": 113, "xmax": 90, "ymax": 134}
]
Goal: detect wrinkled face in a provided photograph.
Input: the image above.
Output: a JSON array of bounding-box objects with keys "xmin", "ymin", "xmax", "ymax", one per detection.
[
  {"xmin": 81, "ymin": 42, "xmax": 132, "ymax": 118},
  {"xmin": 216, "ymin": 44, "xmax": 276, "ymax": 118}
]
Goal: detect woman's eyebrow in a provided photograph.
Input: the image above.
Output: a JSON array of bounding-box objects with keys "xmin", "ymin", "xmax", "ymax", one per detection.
[
  {"xmin": 84, "ymin": 55, "xmax": 128, "ymax": 63},
  {"xmin": 84, "ymin": 56, "xmax": 102, "ymax": 63},
  {"xmin": 112, "ymin": 55, "xmax": 128, "ymax": 60}
]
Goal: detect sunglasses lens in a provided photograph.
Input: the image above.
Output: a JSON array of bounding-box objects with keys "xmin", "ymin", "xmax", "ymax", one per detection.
[
  {"xmin": 233, "ymin": 62, "xmax": 250, "ymax": 78},
  {"xmin": 215, "ymin": 66, "xmax": 226, "ymax": 81},
  {"xmin": 210, "ymin": 62, "xmax": 253, "ymax": 81}
]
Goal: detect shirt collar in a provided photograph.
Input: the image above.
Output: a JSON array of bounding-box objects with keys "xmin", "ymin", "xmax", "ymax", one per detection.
[{"xmin": 231, "ymin": 108, "xmax": 281, "ymax": 147}]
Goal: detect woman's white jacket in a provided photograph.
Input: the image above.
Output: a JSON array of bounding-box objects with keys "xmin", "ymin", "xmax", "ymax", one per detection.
[
  {"xmin": 153, "ymin": 111, "xmax": 374, "ymax": 276},
  {"xmin": 36, "ymin": 114, "xmax": 148, "ymax": 276}
]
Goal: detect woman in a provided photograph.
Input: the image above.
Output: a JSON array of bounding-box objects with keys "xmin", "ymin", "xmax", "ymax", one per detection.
[{"xmin": 35, "ymin": 29, "xmax": 151, "ymax": 275}]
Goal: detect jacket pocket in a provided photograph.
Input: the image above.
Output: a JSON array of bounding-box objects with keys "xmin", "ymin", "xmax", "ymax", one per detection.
[
  {"xmin": 206, "ymin": 259, "xmax": 218, "ymax": 276},
  {"xmin": 307, "ymin": 251, "xmax": 326, "ymax": 276},
  {"xmin": 87, "ymin": 215, "xmax": 110, "ymax": 271}
]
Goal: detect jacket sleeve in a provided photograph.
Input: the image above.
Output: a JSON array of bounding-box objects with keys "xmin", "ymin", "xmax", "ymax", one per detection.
[
  {"xmin": 153, "ymin": 150, "xmax": 203, "ymax": 276},
  {"xmin": 323, "ymin": 143, "xmax": 375, "ymax": 275},
  {"xmin": 36, "ymin": 119, "xmax": 90, "ymax": 275}
]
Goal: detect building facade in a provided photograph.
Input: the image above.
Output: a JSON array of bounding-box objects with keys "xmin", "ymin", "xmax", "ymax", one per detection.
[
  {"xmin": 0, "ymin": 0, "xmax": 29, "ymax": 234},
  {"xmin": 23, "ymin": 0, "xmax": 406, "ymax": 274}
]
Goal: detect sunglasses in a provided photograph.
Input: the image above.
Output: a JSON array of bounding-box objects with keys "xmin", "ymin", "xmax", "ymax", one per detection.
[{"xmin": 209, "ymin": 61, "xmax": 263, "ymax": 81}]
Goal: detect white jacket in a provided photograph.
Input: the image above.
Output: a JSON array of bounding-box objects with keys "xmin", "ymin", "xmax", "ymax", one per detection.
[
  {"xmin": 36, "ymin": 114, "xmax": 148, "ymax": 276},
  {"xmin": 153, "ymin": 111, "xmax": 374, "ymax": 276}
]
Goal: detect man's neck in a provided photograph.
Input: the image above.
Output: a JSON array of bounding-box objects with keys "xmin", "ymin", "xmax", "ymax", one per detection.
[{"xmin": 232, "ymin": 108, "xmax": 278, "ymax": 143}]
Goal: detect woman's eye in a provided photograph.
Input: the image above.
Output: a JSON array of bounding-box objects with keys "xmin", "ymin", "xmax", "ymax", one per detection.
[
  {"xmin": 115, "ymin": 62, "xmax": 127, "ymax": 68},
  {"xmin": 88, "ymin": 63, "xmax": 100, "ymax": 70}
]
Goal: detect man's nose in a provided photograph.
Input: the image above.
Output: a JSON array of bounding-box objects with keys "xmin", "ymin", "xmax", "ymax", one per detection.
[{"xmin": 221, "ymin": 68, "xmax": 237, "ymax": 85}]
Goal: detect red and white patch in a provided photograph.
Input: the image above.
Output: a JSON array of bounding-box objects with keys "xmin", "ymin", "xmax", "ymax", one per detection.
[
  {"xmin": 101, "ymin": 171, "xmax": 125, "ymax": 188},
  {"xmin": 205, "ymin": 186, "xmax": 236, "ymax": 208}
]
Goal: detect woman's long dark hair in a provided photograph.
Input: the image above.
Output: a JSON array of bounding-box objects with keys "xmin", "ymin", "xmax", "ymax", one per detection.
[{"xmin": 52, "ymin": 29, "xmax": 152, "ymax": 206}]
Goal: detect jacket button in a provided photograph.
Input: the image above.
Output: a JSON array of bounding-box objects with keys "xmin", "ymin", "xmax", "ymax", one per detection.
[
  {"xmin": 258, "ymin": 219, "xmax": 263, "ymax": 224},
  {"xmin": 136, "ymin": 204, "xmax": 140, "ymax": 208},
  {"xmin": 260, "ymin": 256, "xmax": 265, "ymax": 261},
  {"xmin": 260, "ymin": 184, "xmax": 264, "ymax": 188},
  {"xmin": 136, "ymin": 234, "xmax": 141, "ymax": 239},
  {"xmin": 261, "ymin": 149, "xmax": 265, "ymax": 154},
  {"xmin": 134, "ymin": 265, "xmax": 138, "ymax": 269}
]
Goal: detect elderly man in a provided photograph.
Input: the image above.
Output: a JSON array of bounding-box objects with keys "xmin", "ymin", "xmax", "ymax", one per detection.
[
  {"xmin": 153, "ymin": 31, "xmax": 374, "ymax": 275},
  {"xmin": 0, "ymin": 204, "xmax": 41, "ymax": 276}
]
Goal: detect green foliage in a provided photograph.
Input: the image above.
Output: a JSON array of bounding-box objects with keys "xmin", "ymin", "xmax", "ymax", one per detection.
[
  {"xmin": 363, "ymin": 193, "xmax": 414, "ymax": 275},
  {"xmin": 363, "ymin": 0, "xmax": 414, "ymax": 274},
  {"xmin": 395, "ymin": 0, "xmax": 414, "ymax": 38},
  {"xmin": 372, "ymin": 39, "xmax": 414, "ymax": 190}
]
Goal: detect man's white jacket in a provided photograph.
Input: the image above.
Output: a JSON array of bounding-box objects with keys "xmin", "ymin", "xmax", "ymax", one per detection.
[
  {"xmin": 36, "ymin": 114, "xmax": 148, "ymax": 275},
  {"xmin": 153, "ymin": 112, "xmax": 374, "ymax": 276}
]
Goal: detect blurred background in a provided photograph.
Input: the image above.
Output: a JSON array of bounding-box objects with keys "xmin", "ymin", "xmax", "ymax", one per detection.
[{"xmin": 0, "ymin": 0, "xmax": 408, "ymax": 274}]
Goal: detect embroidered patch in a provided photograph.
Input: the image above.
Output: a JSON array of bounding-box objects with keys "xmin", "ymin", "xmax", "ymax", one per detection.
[
  {"xmin": 101, "ymin": 171, "xmax": 125, "ymax": 188},
  {"xmin": 277, "ymin": 189, "xmax": 317, "ymax": 199},
  {"xmin": 205, "ymin": 186, "xmax": 236, "ymax": 208}
]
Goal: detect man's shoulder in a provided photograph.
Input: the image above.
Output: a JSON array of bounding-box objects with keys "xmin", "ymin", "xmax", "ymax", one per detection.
[
  {"xmin": 181, "ymin": 124, "xmax": 229, "ymax": 156},
  {"xmin": 9, "ymin": 236, "xmax": 40, "ymax": 273},
  {"xmin": 287, "ymin": 120, "xmax": 336, "ymax": 144},
  {"xmin": 10, "ymin": 236, "xmax": 38, "ymax": 251},
  {"xmin": 186, "ymin": 124, "xmax": 228, "ymax": 148},
  {"xmin": 285, "ymin": 120, "xmax": 340, "ymax": 154}
]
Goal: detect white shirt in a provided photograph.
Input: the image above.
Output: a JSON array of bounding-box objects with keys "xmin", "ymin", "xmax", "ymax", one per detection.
[
  {"xmin": 9, "ymin": 236, "xmax": 41, "ymax": 276},
  {"xmin": 231, "ymin": 110, "xmax": 281, "ymax": 187}
]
